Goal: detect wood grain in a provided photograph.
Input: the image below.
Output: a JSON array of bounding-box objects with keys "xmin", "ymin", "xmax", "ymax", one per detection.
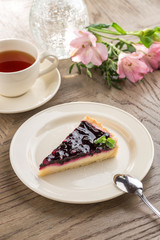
[{"xmin": 1, "ymin": 0, "xmax": 160, "ymax": 239}]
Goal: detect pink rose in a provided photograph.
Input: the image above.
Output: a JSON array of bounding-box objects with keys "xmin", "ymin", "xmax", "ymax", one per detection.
[
  {"xmin": 135, "ymin": 42, "xmax": 160, "ymax": 72},
  {"xmin": 117, "ymin": 52, "xmax": 149, "ymax": 83},
  {"xmin": 70, "ymin": 30, "xmax": 108, "ymax": 66}
]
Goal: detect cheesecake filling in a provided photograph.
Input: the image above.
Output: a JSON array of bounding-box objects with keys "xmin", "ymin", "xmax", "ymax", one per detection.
[{"xmin": 40, "ymin": 120, "xmax": 112, "ymax": 170}]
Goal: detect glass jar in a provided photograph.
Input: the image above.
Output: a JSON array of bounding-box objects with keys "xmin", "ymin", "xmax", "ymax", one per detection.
[{"xmin": 29, "ymin": 0, "xmax": 89, "ymax": 59}]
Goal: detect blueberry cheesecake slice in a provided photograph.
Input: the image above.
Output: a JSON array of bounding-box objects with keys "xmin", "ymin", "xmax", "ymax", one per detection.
[{"xmin": 39, "ymin": 116, "xmax": 118, "ymax": 176}]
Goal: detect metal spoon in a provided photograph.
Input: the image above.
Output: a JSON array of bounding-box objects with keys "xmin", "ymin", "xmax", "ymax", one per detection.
[{"xmin": 114, "ymin": 174, "xmax": 160, "ymax": 217}]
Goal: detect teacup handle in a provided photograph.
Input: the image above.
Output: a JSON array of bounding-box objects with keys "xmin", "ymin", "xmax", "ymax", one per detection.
[{"xmin": 39, "ymin": 52, "xmax": 59, "ymax": 77}]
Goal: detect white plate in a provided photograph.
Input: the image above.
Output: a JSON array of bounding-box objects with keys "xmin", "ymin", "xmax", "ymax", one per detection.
[
  {"xmin": 10, "ymin": 102, "xmax": 154, "ymax": 204},
  {"xmin": 0, "ymin": 60, "xmax": 61, "ymax": 113}
]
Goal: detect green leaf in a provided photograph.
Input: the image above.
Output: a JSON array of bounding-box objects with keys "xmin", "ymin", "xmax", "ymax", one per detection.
[
  {"xmin": 115, "ymin": 41, "xmax": 125, "ymax": 50},
  {"xmin": 110, "ymin": 61, "xmax": 117, "ymax": 72},
  {"xmin": 86, "ymin": 23, "xmax": 111, "ymax": 29},
  {"xmin": 112, "ymin": 22, "xmax": 126, "ymax": 34},
  {"xmin": 94, "ymin": 136, "xmax": 107, "ymax": 144},
  {"xmin": 106, "ymin": 75, "xmax": 112, "ymax": 87},
  {"xmin": 143, "ymin": 28, "xmax": 154, "ymax": 37},
  {"xmin": 153, "ymin": 26, "xmax": 160, "ymax": 32},
  {"xmin": 94, "ymin": 136, "xmax": 115, "ymax": 148},
  {"xmin": 111, "ymin": 83, "xmax": 122, "ymax": 90},
  {"xmin": 139, "ymin": 36, "xmax": 153, "ymax": 48},
  {"xmin": 153, "ymin": 31, "xmax": 160, "ymax": 41},
  {"xmin": 111, "ymin": 78, "xmax": 122, "ymax": 83},
  {"xmin": 87, "ymin": 68, "xmax": 92, "ymax": 78},
  {"xmin": 86, "ymin": 62, "xmax": 94, "ymax": 69},
  {"xmin": 79, "ymin": 63, "xmax": 86, "ymax": 68},
  {"xmin": 105, "ymin": 138, "xmax": 116, "ymax": 148},
  {"xmin": 108, "ymin": 47, "xmax": 113, "ymax": 58},
  {"xmin": 69, "ymin": 63, "xmax": 75, "ymax": 73},
  {"xmin": 127, "ymin": 44, "xmax": 136, "ymax": 53},
  {"xmin": 76, "ymin": 63, "xmax": 81, "ymax": 74}
]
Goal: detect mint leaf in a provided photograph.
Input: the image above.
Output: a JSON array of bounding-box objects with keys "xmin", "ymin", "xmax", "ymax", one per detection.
[
  {"xmin": 106, "ymin": 138, "xmax": 115, "ymax": 148},
  {"xmin": 94, "ymin": 136, "xmax": 115, "ymax": 148},
  {"xmin": 94, "ymin": 136, "xmax": 106, "ymax": 144}
]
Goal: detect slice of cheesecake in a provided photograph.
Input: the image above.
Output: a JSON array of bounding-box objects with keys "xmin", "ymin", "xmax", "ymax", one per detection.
[{"xmin": 39, "ymin": 116, "xmax": 118, "ymax": 176}]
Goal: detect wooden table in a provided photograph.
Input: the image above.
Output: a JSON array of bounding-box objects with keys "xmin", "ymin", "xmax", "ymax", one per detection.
[{"xmin": 1, "ymin": 1, "xmax": 160, "ymax": 239}]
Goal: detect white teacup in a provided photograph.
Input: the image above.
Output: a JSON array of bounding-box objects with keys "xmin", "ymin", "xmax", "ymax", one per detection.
[{"xmin": 0, "ymin": 39, "xmax": 59, "ymax": 97}]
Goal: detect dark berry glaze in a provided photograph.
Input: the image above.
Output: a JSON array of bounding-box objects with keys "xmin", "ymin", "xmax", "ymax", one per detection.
[{"xmin": 40, "ymin": 120, "xmax": 111, "ymax": 169}]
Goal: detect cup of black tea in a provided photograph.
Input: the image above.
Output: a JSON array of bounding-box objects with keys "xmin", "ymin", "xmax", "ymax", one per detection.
[{"xmin": 0, "ymin": 39, "xmax": 58, "ymax": 97}]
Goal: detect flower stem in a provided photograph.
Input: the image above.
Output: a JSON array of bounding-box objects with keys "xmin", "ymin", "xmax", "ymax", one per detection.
[
  {"xmin": 88, "ymin": 27, "xmax": 141, "ymax": 39},
  {"xmin": 127, "ymin": 31, "xmax": 141, "ymax": 37},
  {"xmin": 88, "ymin": 27, "xmax": 122, "ymax": 35},
  {"xmin": 89, "ymin": 29, "xmax": 135, "ymax": 46},
  {"xmin": 103, "ymin": 42, "xmax": 121, "ymax": 55},
  {"xmin": 93, "ymin": 32, "xmax": 121, "ymax": 41}
]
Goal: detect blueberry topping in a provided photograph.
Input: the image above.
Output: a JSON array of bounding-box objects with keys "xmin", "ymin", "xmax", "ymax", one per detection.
[{"xmin": 40, "ymin": 120, "xmax": 110, "ymax": 168}]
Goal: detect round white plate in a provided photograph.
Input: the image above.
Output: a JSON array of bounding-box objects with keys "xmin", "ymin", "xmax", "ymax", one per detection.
[
  {"xmin": 10, "ymin": 102, "xmax": 154, "ymax": 204},
  {"xmin": 0, "ymin": 60, "xmax": 61, "ymax": 113}
]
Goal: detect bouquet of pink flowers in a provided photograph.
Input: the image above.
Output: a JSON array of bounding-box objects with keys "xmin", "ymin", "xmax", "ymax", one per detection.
[{"xmin": 69, "ymin": 23, "xmax": 160, "ymax": 89}]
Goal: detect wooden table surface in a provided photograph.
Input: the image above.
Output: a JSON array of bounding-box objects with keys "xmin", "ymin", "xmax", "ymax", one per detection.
[{"xmin": 1, "ymin": 0, "xmax": 160, "ymax": 239}]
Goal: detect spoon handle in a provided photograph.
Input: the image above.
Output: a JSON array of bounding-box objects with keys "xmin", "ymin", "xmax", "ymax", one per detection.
[{"xmin": 137, "ymin": 191, "xmax": 160, "ymax": 217}]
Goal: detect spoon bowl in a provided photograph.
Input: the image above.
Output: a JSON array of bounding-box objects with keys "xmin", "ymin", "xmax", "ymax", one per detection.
[
  {"xmin": 114, "ymin": 174, "xmax": 160, "ymax": 218},
  {"xmin": 114, "ymin": 174, "xmax": 143, "ymax": 194}
]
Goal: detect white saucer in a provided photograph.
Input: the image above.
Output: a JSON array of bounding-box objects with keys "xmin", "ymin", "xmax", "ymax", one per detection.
[
  {"xmin": 10, "ymin": 102, "xmax": 154, "ymax": 204},
  {"xmin": 0, "ymin": 60, "xmax": 61, "ymax": 113}
]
